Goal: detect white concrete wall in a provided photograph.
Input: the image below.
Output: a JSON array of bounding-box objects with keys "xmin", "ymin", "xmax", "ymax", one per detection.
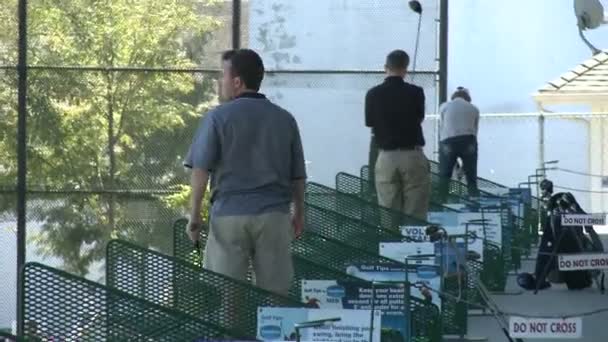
[
  {"xmin": 247, "ymin": 0, "xmax": 599, "ymax": 208},
  {"xmin": 249, "ymin": 0, "xmax": 439, "ymax": 186}
]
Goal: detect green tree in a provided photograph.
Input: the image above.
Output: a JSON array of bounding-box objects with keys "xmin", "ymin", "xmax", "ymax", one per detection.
[{"xmin": 0, "ymin": 0, "xmax": 223, "ymax": 275}]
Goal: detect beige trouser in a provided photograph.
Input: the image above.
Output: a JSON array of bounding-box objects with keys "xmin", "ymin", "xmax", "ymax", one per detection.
[
  {"xmin": 375, "ymin": 148, "xmax": 431, "ymax": 221},
  {"xmin": 203, "ymin": 211, "xmax": 294, "ymax": 296}
]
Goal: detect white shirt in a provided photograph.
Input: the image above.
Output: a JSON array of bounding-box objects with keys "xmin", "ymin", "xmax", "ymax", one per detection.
[{"xmin": 439, "ymin": 98, "xmax": 480, "ymax": 142}]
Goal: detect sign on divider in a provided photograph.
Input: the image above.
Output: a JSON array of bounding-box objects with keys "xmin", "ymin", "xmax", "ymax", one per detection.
[
  {"xmin": 301, "ymin": 280, "xmax": 409, "ymax": 339},
  {"xmin": 257, "ymin": 307, "xmax": 381, "ymax": 342},
  {"xmin": 561, "ymin": 214, "xmax": 607, "ymax": 226},
  {"xmin": 558, "ymin": 253, "xmax": 608, "ymax": 271},
  {"xmin": 399, "ymin": 226, "xmax": 430, "ymax": 242},
  {"xmin": 344, "ymin": 262, "xmax": 442, "ymax": 310},
  {"xmin": 379, "ymin": 242, "xmax": 435, "ymax": 265},
  {"xmin": 509, "ymin": 317, "xmax": 582, "ymax": 338}
]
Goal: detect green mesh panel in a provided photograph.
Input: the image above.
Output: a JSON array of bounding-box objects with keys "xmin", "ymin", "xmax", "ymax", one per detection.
[
  {"xmin": 21, "ymin": 262, "xmax": 237, "ymax": 341},
  {"xmin": 106, "ymin": 239, "xmax": 304, "ymax": 338},
  {"xmin": 305, "ymin": 203, "xmax": 404, "ymax": 253},
  {"xmin": 305, "ymin": 182, "xmax": 429, "ymax": 231},
  {"xmin": 305, "ymin": 204, "xmax": 470, "ymax": 337},
  {"xmin": 480, "ymin": 241, "xmax": 506, "ymax": 292},
  {"xmin": 172, "ymin": 219, "xmax": 442, "ymax": 342},
  {"xmin": 331, "ymin": 172, "xmax": 512, "ymax": 286},
  {"xmin": 335, "ymin": 172, "xmax": 460, "ymax": 213},
  {"xmin": 295, "ymin": 232, "xmax": 444, "ymax": 342},
  {"xmin": 171, "ymin": 218, "xmax": 362, "ymax": 299}
]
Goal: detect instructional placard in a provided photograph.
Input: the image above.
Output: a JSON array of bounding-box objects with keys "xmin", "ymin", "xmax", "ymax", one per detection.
[
  {"xmin": 379, "ymin": 242, "xmax": 435, "ymax": 265},
  {"xmin": 302, "ymin": 280, "xmax": 409, "ymax": 339},
  {"xmin": 561, "ymin": 214, "xmax": 606, "ymax": 226},
  {"xmin": 509, "ymin": 317, "xmax": 582, "ymax": 338},
  {"xmin": 345, "ymin": 263, "xmax": 441, "ymax": 309},
  {"xmin": 257, "ymin": 307, "xmax": 380, "ymax": 342},
  {"xmin": 558, "ymin": 253, "xmax": 608, "ymax": 271}
]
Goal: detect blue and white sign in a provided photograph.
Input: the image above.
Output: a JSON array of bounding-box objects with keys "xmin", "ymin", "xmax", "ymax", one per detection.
[
  {"xmin": 302, "ymin": 280, "xmax": 408, "ymax": 340},
  {"xmin": 257, "ymin": 307, "xmax": 380, "ymax": 342},
  {"xmin": 345, "ymin": 263, "xmax": 441, "ymax": 309}
]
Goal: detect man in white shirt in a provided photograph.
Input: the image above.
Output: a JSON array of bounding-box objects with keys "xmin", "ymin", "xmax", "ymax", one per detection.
[{"xmin": 438, "ymin": 87, "xmax": 480, "ymax": 201}]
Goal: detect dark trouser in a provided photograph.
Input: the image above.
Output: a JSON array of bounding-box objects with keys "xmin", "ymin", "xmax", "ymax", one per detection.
[{"xmin": 438, "ymin": 135, "xmax": 479, "ymax": 200}]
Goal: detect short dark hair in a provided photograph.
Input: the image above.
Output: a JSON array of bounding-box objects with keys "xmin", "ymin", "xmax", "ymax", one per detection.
[
  {"xmin": 221, "ymin": 49, "xmax": 265, "ymax": 91},
  {"xmin": 385, "ymin": 50, "xmax": 410, "ymax": 71},
  {"xmin": 451, "ymin": 86, "xmax": 472, "ymax": 102}
]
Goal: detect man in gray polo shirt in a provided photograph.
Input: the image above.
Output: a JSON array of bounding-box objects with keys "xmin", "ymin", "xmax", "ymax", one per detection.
[
  {"xmin": 184, "ymin": 49, "xmax": 306, "ymax": 295},
  {"xmin": 438, "ymin": 87, "xmax": 480, "ymax": 200}
]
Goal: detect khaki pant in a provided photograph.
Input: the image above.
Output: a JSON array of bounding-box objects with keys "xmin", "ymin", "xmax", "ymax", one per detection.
[
  {"xmin": 375, "ymin": 149, "xmax": 431, "ymax": 221},
  {"xmin": 203, "ymin": 212, "xmax": 294, "ymax": 296}
]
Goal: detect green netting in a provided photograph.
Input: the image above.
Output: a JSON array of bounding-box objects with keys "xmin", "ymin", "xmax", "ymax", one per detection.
[
  {"xmin": 335, "ymin": 172, "xmax": 461, "ymax": 213},
  {"xmin": 107, "ymin": 239, "xmax": 304, "ymax": 339},
  {"xmin": 172, "ymin": 219, "xmax": 442, "ymax": 342},
  {"xmin": 21, "ymin": 262, "xmax": 238, "ymax": 341},
  {"xmin": 0, "ymin": 331, "xmax": 19, "ymax": 342},
  {"xmin": 305, "ymin": 182, "xmax": 429, "ymax": 232},
  {"xmin": 304, "ymin": 204, "xmax": 470, "ymax": 337},
  {"xmin": 294, "ymin": 232, "xmax": 444, "ymax": 342},
  {"xmin": 171, "ymin": 218, "xmax": 361, "ymax": 299},
  {"xmin": 305, "ymin": 203, "xmax": 404, "ymax": 252},
  {"xmin": 361, "ymin": 166, "xmax": 522, "ymax": 273},
  {"xmin": 363, "ymin": 164, "xmax": 540, "ymax": 252}
]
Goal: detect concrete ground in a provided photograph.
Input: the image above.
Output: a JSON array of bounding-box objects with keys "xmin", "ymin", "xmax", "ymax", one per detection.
[{"xmin": 465, "ymin": 235, "xmax": 608, "ymax": 342}]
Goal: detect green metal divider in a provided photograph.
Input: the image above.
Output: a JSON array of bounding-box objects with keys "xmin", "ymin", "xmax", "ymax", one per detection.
[
  {"xmin": 363, "ymin": 163, "xmax": 539, "ymax": 251},
  {"xmin": 21, "ymin": 262, "xmax": 239, "ymax": 341},
  {"xmin": 172, "ymin": 219, "xmax": 442, "ymax": 342},
  {"xmin": 305, "ymin": 203, "xmax": 472, "ymax": 337},
  {"xmin": 335, "ymin": 172, "xmax": 461, "ymax": 213},
  {"xmin": 360, "ymin": 166, "xmax": 520, "ymax": 273},
  {"xmin": 295, "ymin": 231, "xmax": 444, "ymax": 342},
  {"xmin": 305, "ymin": 182, "xmax": 428, "ymax": 232},
  {"xmin": 171, "ymin": 218, "xmax": 361, "ymax": 299},
  {"xmin": 325, "ymin": 173, "xmax": 506, "ymax": 291},
  {"xmin": 106, "ymin": 239, "xmax": 304, "ymax": 339}
]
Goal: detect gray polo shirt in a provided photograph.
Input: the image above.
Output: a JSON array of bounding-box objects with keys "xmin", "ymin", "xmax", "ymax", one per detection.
[
  {"xmin": 439, "ymin": 98, "xmax": 480, "ymax": 142},
  {"xmin": 184, "ymin": 93, "xmax": 306, "ymax": 217}
]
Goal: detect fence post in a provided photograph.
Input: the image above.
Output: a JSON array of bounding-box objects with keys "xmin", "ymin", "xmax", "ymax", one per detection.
[
  {"xmin": 232, "ymin": 0, "xmax": 241, "ymax": 49},
  {"xmin": 436, "ymin": 0, "xmax": 448, "ymax": 157},
  {"xmin": 438, "ymin": 0, "xmax": 448, "ymax": 105},
  {"xmin": 16, "ymin": 0, "xmax": 28, "ymax": 337}
]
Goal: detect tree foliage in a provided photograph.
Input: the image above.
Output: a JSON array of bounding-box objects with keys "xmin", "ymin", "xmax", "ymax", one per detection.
[{"xmin": 0, "ymin": 0, "xmax": 223, "ymax": 276}]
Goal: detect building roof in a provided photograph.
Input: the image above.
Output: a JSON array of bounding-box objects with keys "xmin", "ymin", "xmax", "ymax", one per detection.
[{"xmin": 534, "ymin": 51, "xmax": 608, "ymax": 106}]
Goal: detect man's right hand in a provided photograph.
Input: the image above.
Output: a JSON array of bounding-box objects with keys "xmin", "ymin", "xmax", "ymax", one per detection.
[{"xmin": 187, "ymin": 220, "xmax": 203, "ymax": 243}]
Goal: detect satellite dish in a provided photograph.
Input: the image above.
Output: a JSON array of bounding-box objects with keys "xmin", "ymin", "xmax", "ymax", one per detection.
[
  {"xmin": 575, "ymin": 0, "xmax": 606, "ymax": 29},
  {"xmin": 574, "ymin": 0, "xmax": 606, "ymax": 55}
]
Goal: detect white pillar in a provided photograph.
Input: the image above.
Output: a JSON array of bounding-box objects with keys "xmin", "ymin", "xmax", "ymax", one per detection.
[{"xmin": 590, "ymin": 104, "xmax": 608, "ymax": 213}]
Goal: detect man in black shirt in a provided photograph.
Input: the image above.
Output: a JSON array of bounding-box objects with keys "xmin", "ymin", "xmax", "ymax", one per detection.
[{"xmin": 365, "ymin": 50, "xmax": 430, "ymax": 220}]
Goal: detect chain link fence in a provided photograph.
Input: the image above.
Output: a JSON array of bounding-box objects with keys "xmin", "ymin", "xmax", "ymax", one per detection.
[
  {"xmin": 2, "ymin": 0, "xmax": 607, "ymax": 334},
  {"xmin": 0, "ymin": 0, "xmax": 443, "ymax": 331}
]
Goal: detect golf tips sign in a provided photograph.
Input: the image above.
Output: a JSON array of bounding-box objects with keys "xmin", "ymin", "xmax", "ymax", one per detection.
[{"xmin": 509, "ymin": 317, "xmax": 582, "ymax": 338}]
